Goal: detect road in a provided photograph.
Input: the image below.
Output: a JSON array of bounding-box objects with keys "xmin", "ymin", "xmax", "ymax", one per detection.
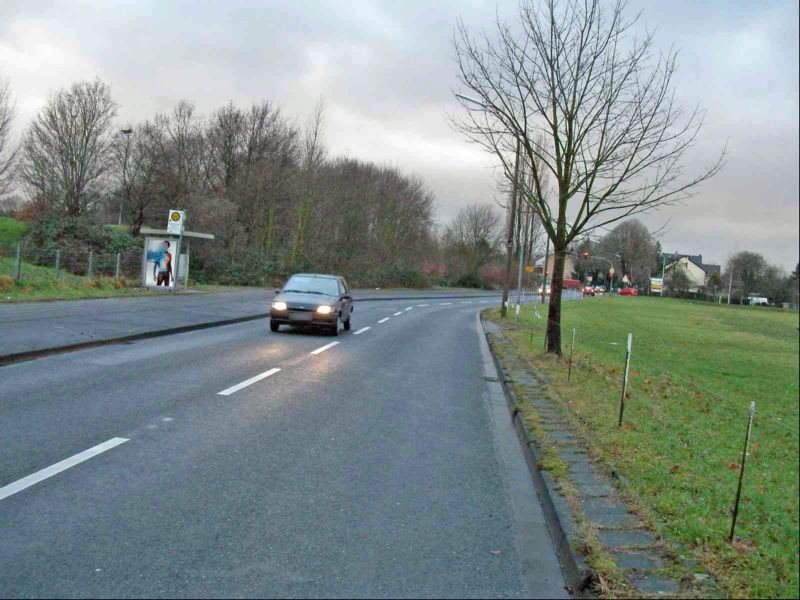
[
  {"xmin": 0, "ymin": 288, "xmax": 500, "ymax": 359},
  {"xmin": 0, "ymin": 298, "xmax": 566, "ymax": 598}
]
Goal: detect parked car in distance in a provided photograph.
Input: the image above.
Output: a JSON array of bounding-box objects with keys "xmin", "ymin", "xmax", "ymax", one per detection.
[
  {"xmin": 583, "ymin": 286, "xmax": 595, "ymax": 296},
  {"xmin": 619, "ymin": 287, "xmax": 638, "ymax": 296},
  {"xmin": 270, "ymin": 273, "xmax": 353, "ymax": 336}
]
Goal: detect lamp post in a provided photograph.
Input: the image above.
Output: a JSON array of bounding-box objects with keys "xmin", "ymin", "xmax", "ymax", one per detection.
[
  {"xmin": 119, "ymin": 128, "xmax": 133, "ymax": 226},
  {"xmin": 583, "ymin": 254, "xmax": 614, "ymax": 292}
]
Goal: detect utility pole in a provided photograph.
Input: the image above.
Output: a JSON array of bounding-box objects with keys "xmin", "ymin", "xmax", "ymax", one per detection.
[
  {"xmin": 541, "ymin": 237, "xmax": 550, "ymax": 303},
  {"xmin": 501, "ymin": 138, "xmax": 521, "ymax": 317},
  {"xmin": 515, "ymin": 222, "xmax": 526, "ymax": 319},
  {"xmin": 727, "ymin": 267, "xmax": 734, "ymax": 305}
]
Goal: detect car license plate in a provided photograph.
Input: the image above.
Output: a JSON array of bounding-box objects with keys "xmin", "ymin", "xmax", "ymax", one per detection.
[{"xmin": 289, "ymin": 311, "xmax": 313, "ymax": 321}]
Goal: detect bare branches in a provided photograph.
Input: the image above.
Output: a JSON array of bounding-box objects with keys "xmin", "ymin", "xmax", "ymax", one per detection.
[
  {"xmin": 451, "ymin": 0, "xmax": 724, "ymax": 247},
  {"xmin": 18, "ymin": 79, "xmax": 118, "ymax": 216},
  {"xmin": 451, "ymin": 0, "xmax": 724, "ymax": 353},
  {"xmin": 0, "ymin": 75, "xmax": 16, "ymax": 196}
]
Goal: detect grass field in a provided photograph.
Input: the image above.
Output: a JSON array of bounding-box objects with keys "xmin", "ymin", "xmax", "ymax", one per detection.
[
  {"xmin": 0, "ymin": 216, "xmax": 29, "ymax": 244},
  {"xmin": 494, "ymin": 297, "xmax": 799, "ymax": 598}
]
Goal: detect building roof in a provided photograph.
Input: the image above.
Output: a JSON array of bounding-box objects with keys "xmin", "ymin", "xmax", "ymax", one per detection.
[{"xmin": 664, "ymin": 253, "xmax": 719, "ymax": 274}]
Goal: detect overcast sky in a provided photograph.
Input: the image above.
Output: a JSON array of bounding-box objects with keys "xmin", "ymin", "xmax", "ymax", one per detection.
[{"xmin": 1, "ymin": 0, "xmax": 798, "ymax": 269}]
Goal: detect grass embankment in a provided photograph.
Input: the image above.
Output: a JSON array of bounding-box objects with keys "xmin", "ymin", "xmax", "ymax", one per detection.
[
  {"xmin": 0, "ymin": 258, "xmax": 249, "ymax": 302},
  {"xmin": 0, "ymin": 257, "xmax": 154, "ymax": 301},
  {"xmin": 491, "ymin": 297, "xmax": 799, "ymax": 599},
  {"xmin": 0, "ymin": 216, "xmax": 29, "ymax": 243}
]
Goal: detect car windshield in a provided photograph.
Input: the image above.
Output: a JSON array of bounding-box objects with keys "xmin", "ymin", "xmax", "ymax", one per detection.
[{"xmin": 282, "ymin": 276, "xmax": 339, "ymax": 296}]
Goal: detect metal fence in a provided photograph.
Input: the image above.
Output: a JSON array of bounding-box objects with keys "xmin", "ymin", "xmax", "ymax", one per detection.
[{"xmin": 1, "ymin": 241, "xmax": 143, "ymax": 284}]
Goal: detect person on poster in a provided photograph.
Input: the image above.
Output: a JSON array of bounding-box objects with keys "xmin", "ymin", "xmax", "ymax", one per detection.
[{"xmin": 152, "ymin": 240, "xmax": 173, "ymax": 286}]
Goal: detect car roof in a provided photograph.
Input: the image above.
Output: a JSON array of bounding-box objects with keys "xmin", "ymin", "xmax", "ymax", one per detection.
[{"xmin": 290, "ymin": 273, "xmax": 341, "ymax": 280}]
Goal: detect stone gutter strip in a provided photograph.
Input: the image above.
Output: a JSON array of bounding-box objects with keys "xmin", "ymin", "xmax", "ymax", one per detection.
[{"xmin": 481, "ymin": 316, "xmax": 721, "ymax": 598}]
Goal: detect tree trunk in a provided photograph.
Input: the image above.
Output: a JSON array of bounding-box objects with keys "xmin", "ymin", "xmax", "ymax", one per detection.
[{"xmin": 546, "ymin": 247, "xmax": 567, "ymax": 356}]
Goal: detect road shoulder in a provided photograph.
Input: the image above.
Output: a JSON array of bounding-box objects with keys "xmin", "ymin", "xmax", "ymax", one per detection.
[{"xmin": 475, "ymin": 313, "xmax": 569, "ymax": 599}]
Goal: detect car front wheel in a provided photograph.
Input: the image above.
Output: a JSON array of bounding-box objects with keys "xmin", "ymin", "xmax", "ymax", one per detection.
[{"xmin": 270, "ymin": 320, "xmax": 279, "ymax": 333}]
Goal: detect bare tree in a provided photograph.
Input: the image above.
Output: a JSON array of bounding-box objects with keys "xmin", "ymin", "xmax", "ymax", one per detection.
[
  {"xmin": 452, "ymin": 0, "xmax": 724, "ymax": 354},
  {"xmin": 290, "ymin": 97, "xmax": 327, "ymax": 265},
  {"xmin": 598, "ymin": 219, "xmax": 656, "ymax": 284},
  {"xmin": 18, "ymin": 79, "xmax": 118, "ymax": 217},
  {"xmin": 0, "ymin": 75, "xmax": 16, "ymax": 196},
  {"xmin": 443, "ymin": 203, "xmax": 502, "ymax": 277}
]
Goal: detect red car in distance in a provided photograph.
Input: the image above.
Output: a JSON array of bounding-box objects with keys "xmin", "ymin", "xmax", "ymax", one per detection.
[{"xmin": 618, "ymin": 287, "xmax": 638, "ymax": 296}]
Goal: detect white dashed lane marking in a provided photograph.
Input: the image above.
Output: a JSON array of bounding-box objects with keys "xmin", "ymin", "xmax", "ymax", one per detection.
[
  {"xmin": 0, "ymin": 438, "xmax": 129, "ymax": 501},
  {"xmin": 378, "ymin": 318, "xmax": 390, "ymax": 324},
  {"xmin": 393, "ymin": 311, "xmax": 403, "ymax": 316},
  {"xmin": 353, "ymin": 327, "xmax": 371, "ymax": 335},
  {"xmin": 405, "ymin": 306, "xmax": 413, "ymax": 311},
  {"xmin": 439, "ymin": 302, "xmax": 452, "ymax": 306},
  {"xmin": 218, "ymin": 368, "xmax": 281, "ymax": 396},
  {"xmin": 310, "ymin": 341, "xmax": 339, "ymax": 355}
]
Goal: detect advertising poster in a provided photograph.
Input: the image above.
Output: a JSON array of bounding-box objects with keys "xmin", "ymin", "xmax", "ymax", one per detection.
[{"xmin": 145, "ymin": 237, "xmax": 178, "ymax": 288}]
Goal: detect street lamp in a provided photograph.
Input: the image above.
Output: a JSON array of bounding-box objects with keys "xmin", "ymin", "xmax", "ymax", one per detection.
[
  {"xmin": 581, "ymin": 252, "xmax": 621, "ymax": 292},
  {"xmin": 119, "ymin": 128, "xmax": 133, "ymax": 226}
]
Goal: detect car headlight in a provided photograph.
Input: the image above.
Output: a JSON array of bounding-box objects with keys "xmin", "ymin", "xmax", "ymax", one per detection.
[
  {"xmin": 272, "ymin": 301, "xmax": 287, "ymax": 311},
  {"xmin": 316, "ymin": 305, "xmax": 333, "ymax": 314}
]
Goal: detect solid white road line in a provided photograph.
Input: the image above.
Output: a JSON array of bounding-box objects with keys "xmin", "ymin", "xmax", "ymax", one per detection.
[
  {"xmin": 393, "ymin": 311, "xmax": 403, "ymax": 316},
  {"xmin": 218, "ymin": 367, "xmax": 281, "ymax": 396},
  {"xmin": 405, "ymin": 306, "xmax": 413, "ymax": 311},
  {"xmin": 439, "ymin": 302, "xmax": 452, "ymax": 306},
  {"xmin": 378, "ymin": 317, "xmax": 390, "ymax": 323},
  {"xmin": 353, "ymin": 326, "xmax": 371, "ymax": 335},
  {"xmin": 311, "ymin": 341, "xmax": 339, "ymax": 355},
  {"xmin": 0, "ymin": 438, "xmax": 129, "ymax": 501}
]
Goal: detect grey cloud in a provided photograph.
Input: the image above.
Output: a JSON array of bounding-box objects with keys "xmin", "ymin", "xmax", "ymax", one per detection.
[{"xmin": 1, "ymin": 0, "xmax": 797, "ymax": 268}]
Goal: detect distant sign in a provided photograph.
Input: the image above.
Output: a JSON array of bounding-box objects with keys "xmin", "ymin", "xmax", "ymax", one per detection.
[
  {"xmin": 609, "ymin": 266, "xmax": 616, "ymax": 276},
  {"xmin": 525, "ymin": 265, "xmax": 534, "ymax": 273},
  {"xmin": 167, "ymin": 209, "xmax": 185, "ymax": 235},
  {"xmin": 650, "ymin": 277, "xmax": 663, "ymax": 294},
  {"xmin": 623, "ymin": 274, "xmax": 629, "ymax": 284}
]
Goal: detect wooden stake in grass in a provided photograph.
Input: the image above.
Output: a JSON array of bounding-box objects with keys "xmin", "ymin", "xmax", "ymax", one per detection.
[
  {"xmin": 568, "ymin": 328, "xmax": 576, "ymax": 382},
  {"xmin": 618, "ymin": 333, "xmax": 633, "ymax": 427},
  {"xmin": 730, "ymin": 401, "xmax": 756, "ymax": 542}
]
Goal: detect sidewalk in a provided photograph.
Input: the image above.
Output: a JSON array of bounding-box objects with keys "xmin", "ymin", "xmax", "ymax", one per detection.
[{"xmin": 0, "ymin": 288, "xmax": 498, "ymax": 363}]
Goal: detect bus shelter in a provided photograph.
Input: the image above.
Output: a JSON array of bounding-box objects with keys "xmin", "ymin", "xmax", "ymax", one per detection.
[{"xmin": 139, "ymin": 227, "xmax": 214, "ymax": 291}]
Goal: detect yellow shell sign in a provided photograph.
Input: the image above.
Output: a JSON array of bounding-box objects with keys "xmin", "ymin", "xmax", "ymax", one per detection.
[{"xmin": 170, "ymin": 211, "xmax": 181, "ymax": 222}]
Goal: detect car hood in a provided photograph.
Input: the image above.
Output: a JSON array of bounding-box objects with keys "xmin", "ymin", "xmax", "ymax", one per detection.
[{"xmin": 273, "ymin": 291, "xmax": 339, "ymax": 309}]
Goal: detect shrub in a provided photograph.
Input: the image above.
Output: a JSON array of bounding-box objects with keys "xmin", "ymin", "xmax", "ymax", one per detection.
[
  {"xmin": 452, "ymin": 272, "xmax": 484, "ymax": 289},
  {"xmin": 0, "ymin": 275, "xmax": 13, "ymax": 291}
]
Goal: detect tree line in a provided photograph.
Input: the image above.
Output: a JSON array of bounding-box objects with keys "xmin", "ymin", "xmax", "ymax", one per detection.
[{"xmin": 0, "ymin": 77, "xmax": 450, "ymax": 288}]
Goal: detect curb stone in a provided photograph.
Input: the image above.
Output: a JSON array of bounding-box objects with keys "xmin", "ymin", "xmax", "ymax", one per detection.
[{"xmin": 481, "ymin": 315, "xmax": 722, "ymax": 598}]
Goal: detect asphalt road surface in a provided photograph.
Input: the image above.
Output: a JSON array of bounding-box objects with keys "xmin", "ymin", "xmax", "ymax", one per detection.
[
  {"xmin": 0, "ymin": 288, "xmax": 500, "ymax": 358},
  {"xmin": 0, "ymin": 298, "xmax": 566, "ymax": 598}
]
